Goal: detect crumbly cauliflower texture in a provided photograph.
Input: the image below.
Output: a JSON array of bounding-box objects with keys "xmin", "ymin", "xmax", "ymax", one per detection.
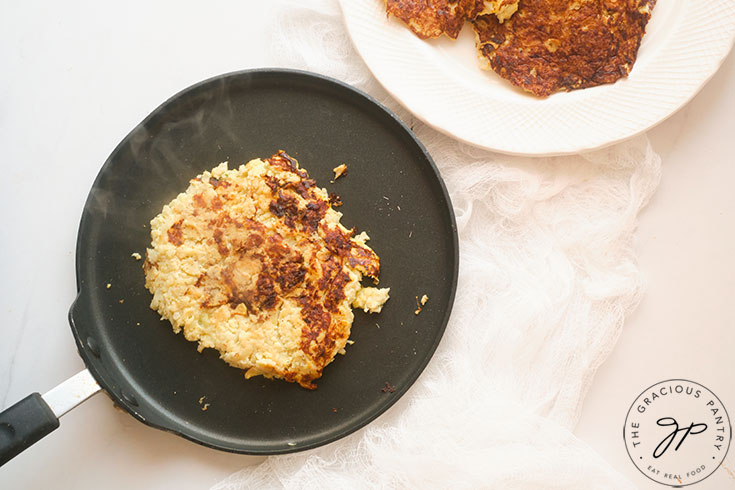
[{"xmin": 144, "ymin": 151, "xmax": 389, "ymax": 389}]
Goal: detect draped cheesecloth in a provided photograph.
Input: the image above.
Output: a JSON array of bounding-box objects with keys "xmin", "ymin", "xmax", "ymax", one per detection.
[{"xmin": 212, "ymin": 1, "xmax": 661, "ymax": 488}]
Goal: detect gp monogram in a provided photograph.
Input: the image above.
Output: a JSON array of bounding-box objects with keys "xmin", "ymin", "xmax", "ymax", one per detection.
[{"xmin": 624, "ymin": 379, "xmax": 731, "ymax": 486}]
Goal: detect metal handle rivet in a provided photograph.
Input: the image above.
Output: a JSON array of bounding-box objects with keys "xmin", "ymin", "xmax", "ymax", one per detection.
[
  {"xmin": 85, "ymin": 337, "xmax": 100, "ymax": 358},
  {"xmin": 121, "ymin": 391, "xmax": 138, "ymax": 407}
]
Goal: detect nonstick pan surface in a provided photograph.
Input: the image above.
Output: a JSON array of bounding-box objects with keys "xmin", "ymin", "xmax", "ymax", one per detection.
[{"xmin": 69, "ymin": 69, "xmax": 458, "ymax": 454}]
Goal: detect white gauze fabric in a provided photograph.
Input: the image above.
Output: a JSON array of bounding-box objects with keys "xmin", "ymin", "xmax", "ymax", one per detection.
[{"xmin": 213, "ymin": 1, "xmax": 662, "ymax": 488}]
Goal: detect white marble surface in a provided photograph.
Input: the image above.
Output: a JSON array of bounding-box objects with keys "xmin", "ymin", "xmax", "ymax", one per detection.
[
  {"xmin": 1, "ymin": 2, "xmax": 733, "ymax": 488},
  {"xmin": 576, "ymin": 46, "xmax": 735, "ymax": 489}
]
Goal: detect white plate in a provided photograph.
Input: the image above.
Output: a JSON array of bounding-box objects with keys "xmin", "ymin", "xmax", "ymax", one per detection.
[{"xmin": 338, "ymin": 0, "xmax": 735, "ymax": 156}]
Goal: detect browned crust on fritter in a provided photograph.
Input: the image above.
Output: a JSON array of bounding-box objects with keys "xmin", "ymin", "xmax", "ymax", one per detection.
[
  {"xmin": 385, "ymin": 0, "xmax": 470, "ymax": 39},
  {"xmin": 150, "ymin": 151, "xmax": 380, "ymax": 389},
  {"xmin": 167, "ymin": 219, "xmax": 184, "ymax": 245},
  {"xmin": 473, "ymin": 0, "xmax": 656, "ymax": 97},
  {"xmin": 384, "ymin": 0, "xmax": 519, "ymax": 39}
]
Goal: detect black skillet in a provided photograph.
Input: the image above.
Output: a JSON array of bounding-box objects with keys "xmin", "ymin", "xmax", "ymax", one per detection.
[{"xmin": 0, "ymin": 69, "xmax": 458, "ymax": 464}]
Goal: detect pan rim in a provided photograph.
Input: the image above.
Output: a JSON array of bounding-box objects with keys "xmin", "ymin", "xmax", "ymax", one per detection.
[{"xmin": 70, "ymin": 67, "xmax": 459, "ymax": 455}]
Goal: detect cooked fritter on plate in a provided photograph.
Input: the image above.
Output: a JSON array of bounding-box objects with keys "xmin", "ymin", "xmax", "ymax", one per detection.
[
  {"xmin": 144, "ymin": 151, "xmax": 390, "ymax": 389},
  {"xmin": 473, "ymin": 0, "xmax": 656, "ymax": 96},
  {"xmin": 385, "ymin": 0, "xmax": 519, "ymax": 39}
]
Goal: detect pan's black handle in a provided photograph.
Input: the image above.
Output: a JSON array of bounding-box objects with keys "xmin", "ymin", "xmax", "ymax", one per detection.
[{"xmin": 0, "ymin": 393, "xmax": 60, "ymax": 466}]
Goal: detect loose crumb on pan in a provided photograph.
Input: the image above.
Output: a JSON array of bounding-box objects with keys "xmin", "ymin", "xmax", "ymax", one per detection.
[
  {"xmin": 332, "ymin": 163, "xmax": 348, "ymax": 180},
  {"xmin": 106, "ymin": 283, "xmax": 111, "ymax": 289},
  {"xmin": 414, "ymin": 295, "xmax": 425, "ymax": 315},
  {"xmin": 381, "ymin": 382, "xmax": 396, "ymax": 393},
  {"xmin": 131, "ymin": 252, "xmax": 142, "ymax": 260},
  {"xmin": 420, "ymin": 295, "xmax": 428, "ymax": 305}
]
